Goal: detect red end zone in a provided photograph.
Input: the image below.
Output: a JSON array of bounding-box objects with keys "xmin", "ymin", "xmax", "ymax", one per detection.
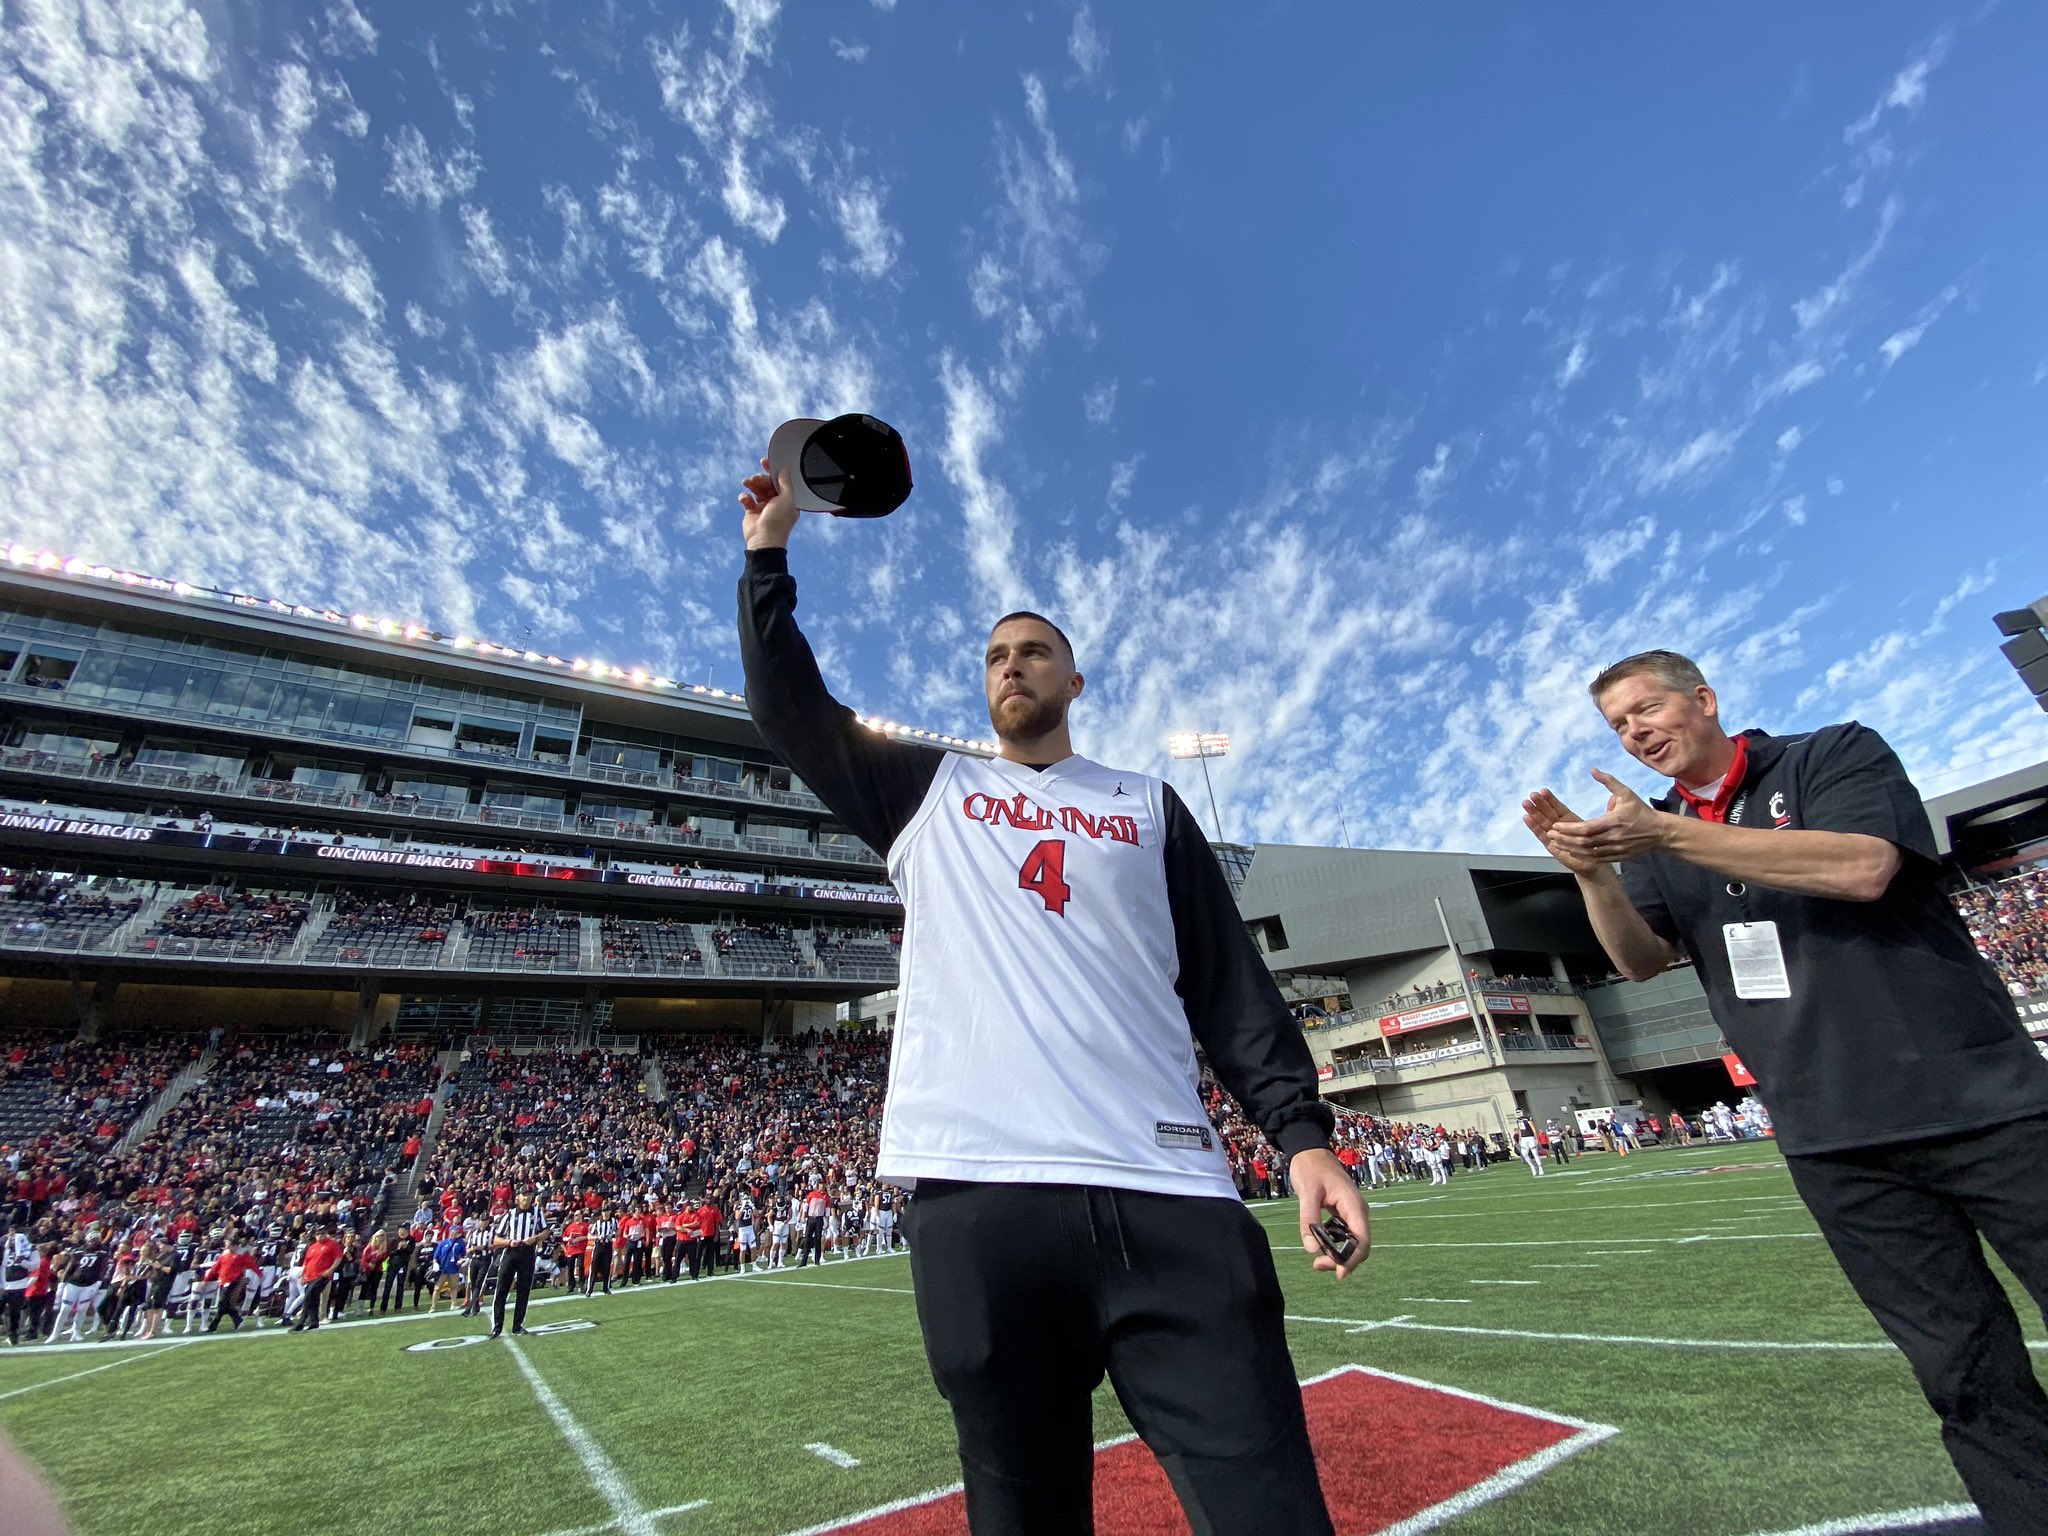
[{"xmin": 795, "ymin": 1364, "xmax": 1617, "ymax": 1536}]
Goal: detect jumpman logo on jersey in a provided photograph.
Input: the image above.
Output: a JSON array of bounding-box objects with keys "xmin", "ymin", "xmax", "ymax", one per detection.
[{"xmin": 1112, "ymin": 782, "xmax": 1128, "ymax": 796}]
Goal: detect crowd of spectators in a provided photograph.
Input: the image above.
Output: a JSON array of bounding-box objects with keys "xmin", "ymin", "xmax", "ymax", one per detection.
[
  {"xmin": 327, "ymin": 891, "xmax": 462, "ymax": 943},
  {"xmin": 1953, "ymin": 860, "xmax": 2048, "ymax": 999},
  {"xmin": 147, "ymin": 888, "xmax": 311, "ymax": 946}
]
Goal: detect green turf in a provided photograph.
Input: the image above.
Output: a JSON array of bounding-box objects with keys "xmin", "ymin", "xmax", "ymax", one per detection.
[{"xmin": 3, "ymin": 1142, "xmax": 2035, "ymax": 1536}]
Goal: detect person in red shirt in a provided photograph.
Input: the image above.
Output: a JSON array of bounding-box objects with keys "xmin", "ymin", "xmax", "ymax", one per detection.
[
  {"xmin": 291, "ymin": 1227, "xmax": 343, "ymax": 1332},
  {"xmin": 560, "ymin": 1214, "xmax": 591, "ymax": 1293},
  {"xmin": 620, "ymin": 1207, "xmax": 649, "ymax": 1286},
  {"xmin": 205, "ymin": 1243, "xmax": 263, "ymax": 1332},
  {"xmin": 656, "ymin": 1205, "xmax": 681, "ymax": 1284},
  {"xmin": 692, "ymin": 1198, "xmax": 721, "ymax": 1279}
]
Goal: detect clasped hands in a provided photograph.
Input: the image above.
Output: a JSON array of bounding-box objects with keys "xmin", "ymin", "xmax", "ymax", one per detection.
[{"xmin": 1521, "ymin": 769, "xmax": 1670, "ymax": 875}]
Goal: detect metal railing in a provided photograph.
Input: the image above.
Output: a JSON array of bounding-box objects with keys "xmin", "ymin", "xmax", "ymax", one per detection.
[{"xmin": 0, "ymin": 727, "xmax": 851, "ymax": 832}]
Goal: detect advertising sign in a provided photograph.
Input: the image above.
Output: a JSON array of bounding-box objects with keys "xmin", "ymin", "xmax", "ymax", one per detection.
[
  {"xmin": 0, "ymin": 812, "xmax": 900, "ymax": 906},
  {"xmin": 1378, "ymin": 1000, "xmax": 1470, "ymax": 1035},
  {"xmin": 1481, "ymin": 994, "xmax": 1532, "ymax": 1014}
]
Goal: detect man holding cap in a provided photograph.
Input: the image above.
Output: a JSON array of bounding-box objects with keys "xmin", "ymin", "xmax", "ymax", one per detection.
[
  {"xmin": 737, "ymin": 438, "xmax": 1364, "ymax": 1536},
  {"xmin": 1524, "ymin": 649, "xmax": 2048, "ymax": 1533}
]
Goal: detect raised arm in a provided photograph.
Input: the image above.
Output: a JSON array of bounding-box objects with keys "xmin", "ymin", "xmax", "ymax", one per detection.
[{"xmin": 737, "ymin": 462, "xmax": 942, "ymax": 855}]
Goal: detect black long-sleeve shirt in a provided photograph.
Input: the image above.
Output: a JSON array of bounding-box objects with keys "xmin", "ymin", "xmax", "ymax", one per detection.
[{"xmin": 738, "ymin": 547, "xmax": 1332, "ymax": 1160}]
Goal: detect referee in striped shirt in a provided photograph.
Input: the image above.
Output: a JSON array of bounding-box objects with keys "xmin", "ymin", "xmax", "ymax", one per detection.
[
  {"xmin": 490, "ymin": 1191, "xmax": 548, "ymax": 1338},
  {"xmin": 584, "ymin": 1208, "xmax": 617, "ymax": 1297}
]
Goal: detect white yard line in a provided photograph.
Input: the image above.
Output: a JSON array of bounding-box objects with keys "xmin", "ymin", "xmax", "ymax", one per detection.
[
  {"xmin": 736, "ymin": 1277, "xmax": 915, "ymax": 1297},
  {"xmin": 1531, "ymin": 1263, "xmax": 1603, "ymax": 1269},
  {"xmin": 1398, "ymin": 1297, "xmax": 1472, "ymax": 1305},
  {"xmin": 504, "ymin": 1335, "xmax": 668, "ymax": 1536},
  {"xmin": 0, "ymin": 1341, "xmax": 186, "ymax": 1402},
  {"xmin": 1281, "ymin": 1313, "xmax": 2048, "ymax": 1355},
  {"xmin": 1733, "ymin": 1502, "xmax": 1981, "ymax": 1536},
  {"xmin": 804, "ymin": 1443, "xmax": 861, "ymax": 1469},
  {"xmin": 1470, "ymin": 1280, "xmax": 1541, "ymax": 1286},
  {"xmin": 535, "ymin": 1503, "xmax": 710, "ymax": 1536}
]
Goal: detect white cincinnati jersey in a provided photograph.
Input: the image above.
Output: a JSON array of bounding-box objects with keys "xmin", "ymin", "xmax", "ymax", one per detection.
[{"xmin": 878, "ymin": 752, "xmax": 1233, "ymax": 1198}]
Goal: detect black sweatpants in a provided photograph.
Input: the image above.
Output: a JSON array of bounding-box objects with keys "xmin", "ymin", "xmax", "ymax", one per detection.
[
  {"xmin": 587, "ymin": 1240, "xmax": 613, "ymax": 1295},
  {"xmin": 903, "ymin": 1181, "xmax": 1332, "ymax": 1536},
  {"xmin": 1785, "ymin": 1113, "xmax": 2048, "ymax": 1536},
  {"xmin": 492, "ymin": 1246, "xmax": 536, "ymax": 1334}
]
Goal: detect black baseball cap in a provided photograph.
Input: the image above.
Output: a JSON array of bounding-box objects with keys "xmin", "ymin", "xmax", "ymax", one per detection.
[{"xmin": 766, "ymin": 413, "xmax": 913, "ymax": 518}]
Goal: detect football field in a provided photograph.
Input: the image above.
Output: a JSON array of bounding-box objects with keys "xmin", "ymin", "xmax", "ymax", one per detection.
[{"xmin": 2, "ymin": 1143, "xmax": 2025, "ymax": 1536}]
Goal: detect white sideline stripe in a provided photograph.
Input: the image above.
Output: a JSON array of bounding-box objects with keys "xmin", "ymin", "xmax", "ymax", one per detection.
[
  {"xmin": 0, "ymin": 1250, "xmax": 917, "ymax": 1359},
  {"xmin": 1734, "ymin": 1503, "xmax": 1981, "ymax": 1536},
  {"xmin": 504, "ymin": 1335, "xmax": 666, "ymax": 1536},
  {"xmin": 0, "ymin": 1341, "xmax": 185, "ymax": 1401},
  {"xmin": 1284, "ymin": 1313, "xmax": 2048, "ymax": 1355},
  {"xmin": 1531, "ymin": 1263, "xmax": 1603, "ymax": 1269},
  {"xmin": 1399, "ymin": 1297, "xmax": 1472, "ymax": 1305},
  {"xmin": 1470, "ymin": 1280, "xmax": 1540, "ymax": 1286},
  {"xmin": 537, "ymin": 1503, "xmax": 710, "ymax": 1536},
  {"xmin": 1585, "ymin": 1250, "xmax": 1654, "ymax": 1256},
  {"xmin": 739, "ymin": 1278, "xmax": 914, "ymax": 1296},
  {"xmin": 804, "ymin": 1443, "xmax": 861, "ymax": 1469}
]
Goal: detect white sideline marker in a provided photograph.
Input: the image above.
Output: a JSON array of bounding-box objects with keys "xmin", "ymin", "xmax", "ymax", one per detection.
[
  {"xmin": 0, "ymin": 1341, "xmax": 185, "ymax": 1402},
  {"xmin": 1398, "ymin": 1297, "xmax": 1472, "ymax": 1305},
  {"xmin": 805, "ymin": 1443, "xmax": 862, "ymax": 1469},
  {"xmin": 1734, "ymin": 1502, "xmax": 1981, "ymax": 1536},
  {"xmin": 505, "ymin": 1336, "xmax": 683, "ymax": 1536},
  {"xmin": 1470, "ymin": 1280, "xmax": 1540, "ymax": 1286}
]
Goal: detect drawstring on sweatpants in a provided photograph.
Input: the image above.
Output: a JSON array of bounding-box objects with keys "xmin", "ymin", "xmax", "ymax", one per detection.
[{"xmin": 1103, "ymin": 1189, "xmax": 1132, "ymax": 1271}]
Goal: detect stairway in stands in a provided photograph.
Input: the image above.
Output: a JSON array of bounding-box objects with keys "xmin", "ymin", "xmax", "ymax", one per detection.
[
  {"xmin": 114, "ymin": 1045, "xmax": 216, "ymax": 1154},
  {"xmin": 381, "ymin": 1048, "xmax": 461, "ymax": 1235}
]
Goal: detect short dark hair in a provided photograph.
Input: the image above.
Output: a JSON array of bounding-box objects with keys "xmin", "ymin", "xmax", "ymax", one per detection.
[
  {"xmin": 988, "ymin": 611, "xmax": 1075, "ymax": 667},
  {"xmin": 1588, "ymin": 649, "xmax": 1708, "ymax": 700}
]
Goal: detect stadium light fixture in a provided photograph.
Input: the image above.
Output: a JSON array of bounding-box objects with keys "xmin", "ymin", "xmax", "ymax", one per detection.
[
  {"xmin": 1166, "ymin": 730, "xmax": 1230, "ymax": 843},
  {"xmin": 1993, "ymin": 596, "xmax": 2048, "ymax": 713}
]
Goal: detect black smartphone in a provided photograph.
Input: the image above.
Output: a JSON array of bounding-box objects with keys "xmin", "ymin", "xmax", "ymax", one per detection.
[{"xmin": 1311, "ymin": 1215, "xmax": 1359, "ymax": 1266}]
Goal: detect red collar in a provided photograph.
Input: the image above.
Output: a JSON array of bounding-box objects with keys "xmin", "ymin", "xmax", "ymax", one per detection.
[{"xmin": 1672, "ymin": 735, "xmax": 1749, "ymax": 824}]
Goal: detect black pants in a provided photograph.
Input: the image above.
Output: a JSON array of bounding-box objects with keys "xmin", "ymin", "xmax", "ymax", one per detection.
[
  {"xmin": 3, "ymin": 1290, "xmax": 26, "ymax": 1344},
  {"xmin": 564, "ymin": 1252, "xmax": 586, "ymax": 1290},
  {"xmin": 659, "ymin": 1236, "xmax": 679, "ymax": 1283},
  {"xmin": 685, "ymin": 1236, "xmax": 704, "ymax": 1280},
  {"xmin": 624, "ymin": 1243, "xmax": 647, "ymax": 1284},
  {"xmin": 585, "ymin": 1241, "xmax": 612, "ymax": 1295},
  {"xmin": 465, "ymin": 1255, "xmax": 493, "ymax": 1315},
  {"xmin": 905, "ymin": 1181, "xmax": 1332, "ymax": 1536},
  {"xmin": 209, "ymin": 1279, "xmax": 245, "ymax": 1330},
  {"xmin": 799, "ymin": 1216, "xmax": 824, "ymax": 1267},
  {"xmin": 294, "ymin": 1276, "xmax": 329, "ymax": 1330},
  {"xmin": 493, "ymin": 1246, "xmax": 536, "ymax": 1334},
  {"xmin": 380, "ymin": 1255, "xmax": 411, "ymax": 1311},
  {"xmin": 1786, "ymin": 1113, "xmax": 2048, "ymax": 1535}
]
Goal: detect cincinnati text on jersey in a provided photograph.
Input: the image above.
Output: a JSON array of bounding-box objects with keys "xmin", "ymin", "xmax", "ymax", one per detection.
[{"xmin": 959, "ymin": 791, "xmax": 1141, "ymax": 845}]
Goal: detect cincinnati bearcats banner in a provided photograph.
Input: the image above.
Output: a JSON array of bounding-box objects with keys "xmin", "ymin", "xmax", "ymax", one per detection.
[{"xmin": 0, "ymin": 811, "xmax": 898, "ymax": 906}]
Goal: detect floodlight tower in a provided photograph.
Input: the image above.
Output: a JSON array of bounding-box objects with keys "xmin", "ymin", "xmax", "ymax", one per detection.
[{"xmin": 1166, "ymin": 730, "xmax": 1231, "ymax": 844}]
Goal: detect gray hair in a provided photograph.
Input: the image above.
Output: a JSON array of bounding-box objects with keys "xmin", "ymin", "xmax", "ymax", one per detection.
[{"xmin": 1587, "ymin": 649, "xmax": 1708, "ymax": 700}]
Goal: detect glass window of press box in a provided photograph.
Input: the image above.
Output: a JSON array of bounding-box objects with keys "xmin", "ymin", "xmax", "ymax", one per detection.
[{"xmin": 0, "ymin": 605, "xmax": 580, "ymax": 753}]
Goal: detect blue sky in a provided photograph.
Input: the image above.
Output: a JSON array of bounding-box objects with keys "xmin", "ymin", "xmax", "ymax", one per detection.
[{"xmin": 2, "ymin": 1, "xmax": 2044, "ymax": 854}]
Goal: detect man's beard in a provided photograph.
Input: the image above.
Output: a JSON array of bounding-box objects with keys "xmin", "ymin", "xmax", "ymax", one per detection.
[{"xmin": 990, "ymin": 691, "xmax": 1065, "ymax": 743}]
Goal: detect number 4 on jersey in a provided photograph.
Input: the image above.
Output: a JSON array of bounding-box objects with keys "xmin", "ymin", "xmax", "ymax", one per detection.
[{"xmin": 1017, "ymin": 839, "xmax": 1072, "ymax": 916}]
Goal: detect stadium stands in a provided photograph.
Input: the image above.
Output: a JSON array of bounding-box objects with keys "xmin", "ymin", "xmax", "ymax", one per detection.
[{"xmin": 1956, "ymin": 860, "xmax": 2048, "ymax": 999}]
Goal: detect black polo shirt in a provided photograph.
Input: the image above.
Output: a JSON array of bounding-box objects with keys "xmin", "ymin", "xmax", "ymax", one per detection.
[{"xmin": 1617, "ymin": 722, "xmax": 2048, "ymax": 1156}]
